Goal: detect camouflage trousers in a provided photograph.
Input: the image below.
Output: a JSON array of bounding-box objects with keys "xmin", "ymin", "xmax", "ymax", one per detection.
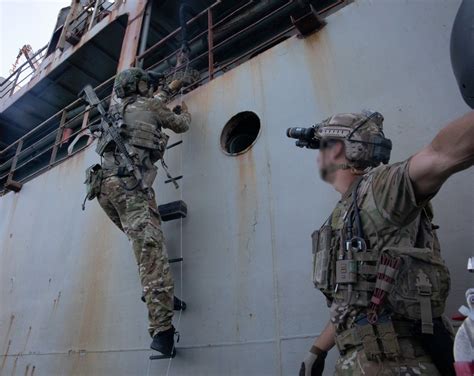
[
  {"xmin": 97, "ymin": 176, "xmax": 174, "ymax": 337},
  {"xmin": 334, "ymin": 338, "xmax": 440, "ymax": 375}
]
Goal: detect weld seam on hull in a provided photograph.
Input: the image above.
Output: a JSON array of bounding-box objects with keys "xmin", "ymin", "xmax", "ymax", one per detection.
[{"xmin": 0, "ymin": 332, "xmax": 323, "ymax": 357}]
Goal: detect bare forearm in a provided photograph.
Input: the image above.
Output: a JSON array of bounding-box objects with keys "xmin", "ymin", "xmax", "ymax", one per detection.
[
  {"xmin": 430, "ymin": 111, "xmax": 474, "ymax": 173},
  {"xmin": 410, "ymin": 111, "xmax": 474, "ymax": 198},
  {"xmin": 313, "ymin": 320, "xmax": 336, "ymax": 352}
]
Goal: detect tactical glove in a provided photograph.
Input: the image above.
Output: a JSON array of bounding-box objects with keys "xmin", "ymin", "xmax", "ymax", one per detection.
[
  {"xmin": 172, "ymin": 102, "xmax": 188, "ymax": 115},
  {"xmin": 172, "ymin": 105, "xmax": 182, "ymax": 115},
  {"xmin": 299, "ymin": 346, "xmax": 327, "ymax": 376}
]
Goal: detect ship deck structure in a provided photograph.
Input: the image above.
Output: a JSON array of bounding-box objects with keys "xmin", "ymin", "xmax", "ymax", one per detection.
[{"xmin": 0, "ymin": 1, "xmax": 473, "ymax": 375}]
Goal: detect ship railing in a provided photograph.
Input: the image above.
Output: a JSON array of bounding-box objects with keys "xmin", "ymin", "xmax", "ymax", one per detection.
[
  {"xmin": 0, "ymin": 45, "xmax": 48, "ymax": 100},
  {"xmin": 0, "ymin": 76, "xmax": 115, "ymax": 195},
  {"xmin": 135, "ymin": 0, "xmax": 343, "ymax": 94},
  {"xmin": 0, "ymin": 1, "xmax": 117, "ymax": 101},
  {"xmin": 64, "ymin": 0, "xmax": 118, "ymax": 46},
  {"xmin": 0, "ymin": 0, "xmax": 345, "ymax": 194}
]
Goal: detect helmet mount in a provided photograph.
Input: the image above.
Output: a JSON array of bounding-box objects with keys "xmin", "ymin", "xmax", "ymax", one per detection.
[{"xmin": 287, "ymin": 110, "xmax": 392, "ymax": 169}]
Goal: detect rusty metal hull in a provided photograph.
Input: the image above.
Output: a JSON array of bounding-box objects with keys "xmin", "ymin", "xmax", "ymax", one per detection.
[{"xmin": 1, "ymin": 1, "xmax": 473, "ymax": 375}]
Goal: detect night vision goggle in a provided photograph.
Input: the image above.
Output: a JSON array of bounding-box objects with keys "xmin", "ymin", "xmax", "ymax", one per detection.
[{"xmin": 286, "ymin": 111, "xmax": 393, "ymax": 165}]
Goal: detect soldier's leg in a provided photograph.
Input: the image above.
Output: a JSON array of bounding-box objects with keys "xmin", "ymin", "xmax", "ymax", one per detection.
[
  {"xmin": 97, "ymin": 178, "xmax": 125, "ymax": 232},
  {"xmin": 121, "ymin": 187, "xmax": 174, "ymax": 337}
]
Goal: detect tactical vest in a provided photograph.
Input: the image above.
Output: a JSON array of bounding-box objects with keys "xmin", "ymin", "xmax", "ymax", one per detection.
[
  {"xmin": 312, "ymin": 166, "xmax": 451, "ymax": 338},
  {"xmin": 96, "ymin": 97, "xmax": 169, "ymax": 163}
]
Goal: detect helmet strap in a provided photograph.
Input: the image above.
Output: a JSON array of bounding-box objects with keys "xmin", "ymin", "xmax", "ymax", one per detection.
[
  {"xmin": 320, "ymin": 163, "xmax": 349, "ymax": 181},
  {"xmin": 320, "ymin": 163, "xmax": 365, "ymax": 181},
  {"xmin": 350, "ymin": 166, "xmax": 366, "ymax": 175}
]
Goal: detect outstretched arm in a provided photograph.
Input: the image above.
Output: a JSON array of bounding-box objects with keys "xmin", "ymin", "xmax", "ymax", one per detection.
[
  {"xmin": 159, "ymin": 101, "xmax": 191, "ymax": 134},
  {"xmin": 409, "ymin": 111, "xmax": 474, "ymax": 200}
]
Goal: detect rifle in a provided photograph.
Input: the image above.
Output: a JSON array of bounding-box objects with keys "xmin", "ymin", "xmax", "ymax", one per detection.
[{"xmin": 79, "ymin": 84, "xmax": 150, "ymax": 194}]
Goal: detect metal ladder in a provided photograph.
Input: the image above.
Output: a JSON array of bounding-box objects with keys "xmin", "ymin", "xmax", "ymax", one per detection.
[{"xmin": 149, "ymin": 139, "xmax": 186, "ymax": 362}]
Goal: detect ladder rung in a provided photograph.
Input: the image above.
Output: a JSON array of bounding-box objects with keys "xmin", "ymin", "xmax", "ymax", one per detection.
[
  {"xmin": 149, "ymin": 354, "xmax": 175, "ymax": 360},
  {"xmin": 158, "ymin": 200, "xmax": 187, "ymax": 222},
  {"xmin": 166, "ymin": 140, "xmax": 183, "ymax": 149},
  {"xmin": 165, "ymin": 175, "xmax": 183, "ymax": 184}
]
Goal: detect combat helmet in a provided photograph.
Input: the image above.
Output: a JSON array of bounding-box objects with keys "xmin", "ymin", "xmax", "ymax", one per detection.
[
  {"xmin": 315, "ymin": 111, "xmax": 392, "ymax": 170},
  {"xmin": 113, "ymin": 67, "xmax": 150, "ymax": 98}
]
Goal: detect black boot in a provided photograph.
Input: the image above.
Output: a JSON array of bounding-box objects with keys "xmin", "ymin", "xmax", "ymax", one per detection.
[
  {"xmin": 150, "ymin": 326, "xmax": 177, "ymax": 358},
  {"xmin": 173, "ymin": 296, "xmax": 187, "ymax": 311}
]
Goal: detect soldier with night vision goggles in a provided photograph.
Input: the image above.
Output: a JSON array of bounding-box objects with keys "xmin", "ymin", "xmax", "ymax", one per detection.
[{"xmin": 286, "ymin": 109, "xmax": 474, "ymax": 375}]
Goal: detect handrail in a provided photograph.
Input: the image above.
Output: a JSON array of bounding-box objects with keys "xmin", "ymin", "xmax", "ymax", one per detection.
[
  {"xmin": 0, "ymin": 45, "xmax": 48, "ymax": 99},
  {"xmin": 136, "ymin": 0, "xmax": 222, "ymax": 62},
  {"xmin": 0, "ymin": 0, "xmax": 118, "ymax": 100},
  {"xmin": 0, "ymin": 75, "xmax": 115, "ymax": 156},
  {"xmin": 0, "ymin": 45, "xmax": 47, "ymax": 90},
  {"xmin": 1, "ymin": 0, "xmax": 344, "ymax": 194}
]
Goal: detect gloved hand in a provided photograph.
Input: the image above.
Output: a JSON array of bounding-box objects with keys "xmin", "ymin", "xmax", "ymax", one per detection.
[
  {"xmin": 299, "ymin": 346, "xmax": 327, "ymax": 376},
  {"xmin": 172, "ymin": 101, "xmax": 188, "ymax": 115}
]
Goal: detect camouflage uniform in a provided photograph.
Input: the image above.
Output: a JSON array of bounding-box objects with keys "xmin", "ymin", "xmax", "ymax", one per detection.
[
  {"xmin": 311, "ymin": 114, "xmax": 452, "ymax": 375},
  {"xmin": 94, "ymin": 72, "xmax": 190, "ymax": 337},
  {"xmin": 313, "ymin": 162, "xmax": 451, "ymax": 375}
]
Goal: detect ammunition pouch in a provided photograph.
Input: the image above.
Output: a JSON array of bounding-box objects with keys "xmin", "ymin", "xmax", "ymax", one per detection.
[
  {"xmin": 121, "ymin": 121, "xmax": 169, "ymax": 160},
  {"xmin": 335, "ymin": 317, "xmax": 414, "ymax": 360},
  {"xmin": 84, "ymin": 164, "xmax": 103, "ymax": 201},
  {"xmin": 384, "ymin": 247, "xmax": 451, "ymax": 334},
  {"xmin": 312, "ymin": 223, "xmax": 379, "ymax": 304},
  {"xmin": 312, "ymin": 225, "xmax": 332, "ymax": 290}
]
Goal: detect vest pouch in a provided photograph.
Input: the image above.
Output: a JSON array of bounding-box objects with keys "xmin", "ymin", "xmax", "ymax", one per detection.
[
  {"xmin": 149, "ymin": 132, "xmax": 169, "ymax": 164},
  {"xmin": 312, "ymin": 225, "xmax": 332, "ymax": 290},
  {"xmin": 84, "ymin": 164, "xmax": 103, "ymax": 201},
  {"xmin": 383, "ymin": 247, "xmax": 450, "ymax": 328},
  {"xmin": 125, "ymin": 121, "xmax": 169, "ymax": 158},
  {"xmin": 156, "ymin": 131, "xmax": 169, "ymax": 157}
]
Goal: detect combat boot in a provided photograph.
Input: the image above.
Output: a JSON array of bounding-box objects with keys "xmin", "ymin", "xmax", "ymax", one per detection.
[
  {"xmin": 173, "ymin": 296, "xmax": 187, "ymax": 311},
  {"xmin": 150, "ymin": 326, "xmax": 178, "ymax": 358}
]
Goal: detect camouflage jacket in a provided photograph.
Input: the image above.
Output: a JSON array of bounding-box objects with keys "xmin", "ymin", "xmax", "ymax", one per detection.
[
  {"xmin": 312, "ymin": 161, "xmax": 451, "ymax": 334},
  {"xmin": 100, "ymin": 95, "xmax": 190, "ymax": 174}
]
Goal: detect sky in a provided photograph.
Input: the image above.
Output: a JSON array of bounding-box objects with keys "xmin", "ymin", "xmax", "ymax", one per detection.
[{"xmin": 0, "ymin": 0, "xmax": 70, "ymax": 79}]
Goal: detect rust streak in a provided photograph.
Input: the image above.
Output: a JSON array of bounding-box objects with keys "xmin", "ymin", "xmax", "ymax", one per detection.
[
  {"xmin": 235, "ymin": 149, "xmax": 257, "ymax": 338},
  {"xmin": 10, "ymin": 356, "xmax": 18, "ymax": 376},
  {"xmin": 302, "ymin": 29, "xmax": 338, "ymax": 114},
  {"xmin": 1, "ymin": 315, "xmax": 15, "ymax": 373},
  {"xmin": 0, "ymin": 339, "xmax": 11, "ymax": 373},
  {"xmin": 20, "ymin": 327, "xmax": 32, "ymax": 355},
  {"xmin": 52, "ymin": 291, "xmax": 62, "ymax": 312},
  {"xmin": 67, "ymin": 212, "xmax": 112, "ymax": 375},
  {"xmin": 2, "ymin": 315, "xmax": 15, "ymax": 352}
]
